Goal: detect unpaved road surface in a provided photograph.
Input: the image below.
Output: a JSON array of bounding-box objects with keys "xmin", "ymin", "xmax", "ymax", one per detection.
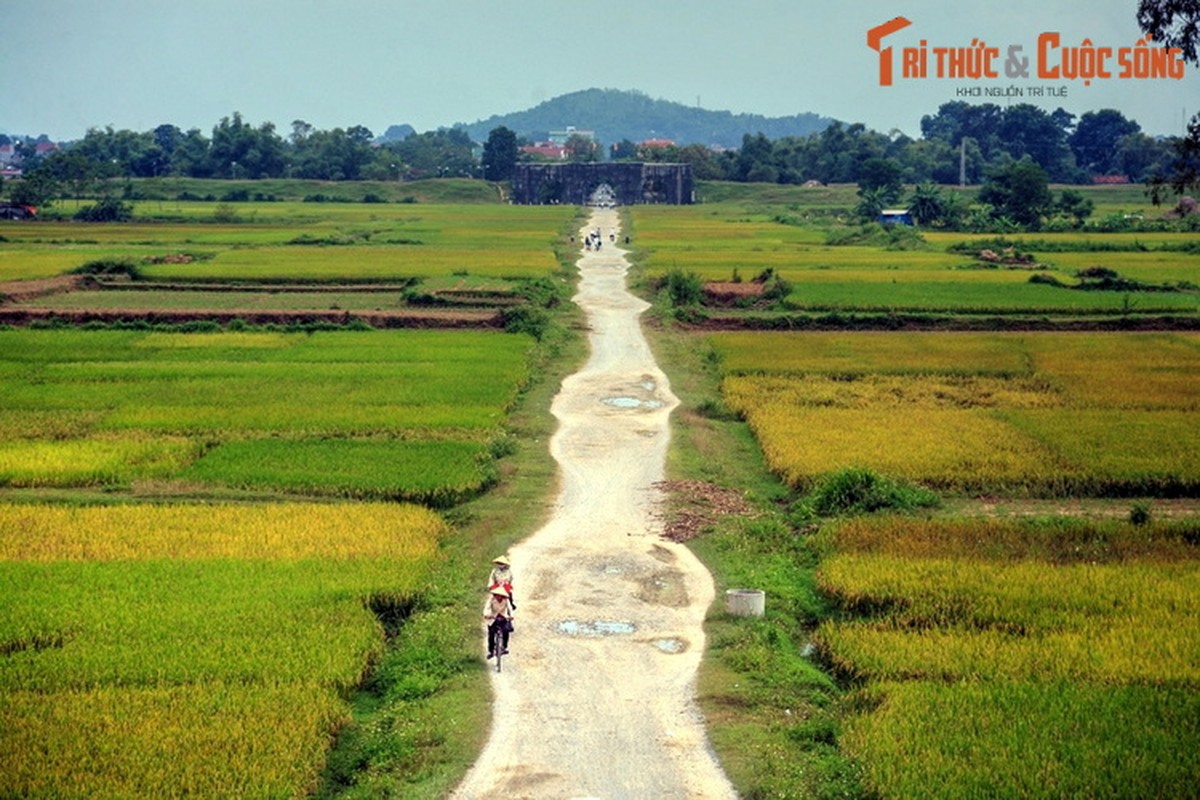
[{"xmin": 450, "ymin": 209, "xmax": 737, "ymax": 799}]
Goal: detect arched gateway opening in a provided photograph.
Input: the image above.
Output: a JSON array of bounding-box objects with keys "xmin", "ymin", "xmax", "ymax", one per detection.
[{"xmin": 589, "ymin": 183, "xmax": 616, "ymax": 207}]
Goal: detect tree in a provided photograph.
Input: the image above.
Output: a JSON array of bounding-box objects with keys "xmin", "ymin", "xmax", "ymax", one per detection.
[
  {"xmin": 734, "ymin": 132, "xmax": 779, "ymax": 182},
  {"xmin": 208, "ymin": 112, "xmax": 286, "ymax": 179},
  {"xmin": 564, "ymin": 133, "xmax": 600, "ymax": 163},
  {"xmin": 996, "ymin": 104, "xmax": 1078, "ymax": 181},
  {"xmin": 482, "ymin": 126, "xmax": 518, "ymax": 181},
  {"xmin": 71, "ymin": 126, "xmax": 156, "ymax": 178},
  {"xmin": 609, "ymin": 139, "xmax": 638, "ymax": 160},
  {"xmin": 979, "ymin": 158, "xmax": 1054, "ymax": 228},
  {"xmin": 1137, "ymin": 0, "xmax": 1200, "ymax": 62},
  {"xmin": 153, "ymin": 124, "xmax": 183, "ymax": 154},
  {"xmin": 1056, "ymin": 189, "xmax": 1095, "ymax": 227},
  {"xmin": 854, "ymin": 186, "xmax": 888, "ymax": 221},
  {"xmin": 1070, "ymin": 109, "xmax": 1141, "ymax": 175},
  {"xmin": 897, "ymin": 138, "xmax": 960, "ymax": 184},
  {"xmin": 1138, "ymin": 0, "xmax": 1200, "ymax": 200},
  {"xmin": 174, "ymin": 128, "xmax": 213, "ymax": 178},
  {"xmin": 857, "ymin": 157, "xmax": 904, "ymax": 206},
  {"xmin": 290, "ymin": 120, "xmax": 315, "ymax": 146},
  {"xmin": 8, "ymin": 169, "xmax": 58, "ymax": 208},
  {"xmin": 289, "ymin": 125, "xmax": 376, "ymax": 180},
  {"xmin": 40, "ymin": 149, "xmax": 102, "ymax": 198},
  {"xmin": 920, "ymin": 101, "xmax": 1005, "ymax": 161},
  {"xmin": 74, "ymin": 197, "xmax": 133, "ymax": 222},
  {"xmin": 1117, "ymin": 132, "xmax": 1174, "ymax": 182},
  {"xmin": 907, "ymin": 182, "xmax": 955, "ymax": 226},
  {"xmin": 1149, "ymin": 114, "xmax": 1200, "ymax": 203},
  {"xmin": 384, "ymin": 128, "xmax": 477, "ymax": 179},
  {"xmin": 674, "ymin": 143, "xmax": 727, "ymax": 181}
]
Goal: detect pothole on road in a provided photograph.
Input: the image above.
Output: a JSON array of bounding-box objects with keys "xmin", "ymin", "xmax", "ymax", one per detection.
[
  {"xmin": 601, "ymin": 396, "xmax": 664, "ymax": 410},
  {"xmin": 653, "ymin": 637, "xmax": 687, "ymax": 654},
  {"xmin": 556, "ymin": 619, "xmax": 636, "ymax": 637}
]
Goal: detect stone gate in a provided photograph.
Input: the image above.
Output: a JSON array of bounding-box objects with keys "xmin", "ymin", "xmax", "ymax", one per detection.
[{"xmin": 510, "ymin": 162, "xmax": 693, "ymax": 205}]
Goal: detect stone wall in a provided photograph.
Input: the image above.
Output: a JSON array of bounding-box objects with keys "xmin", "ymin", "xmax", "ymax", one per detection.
[{"xmin": 510, "ymin": 162, "xmax": 693, "ymax": 205}]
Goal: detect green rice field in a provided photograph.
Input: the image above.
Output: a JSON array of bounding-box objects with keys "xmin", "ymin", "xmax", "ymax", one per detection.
[
  {"xmin": 0, "ymin": 328, "xmax": 533, "ymax": 502},
  {"xmin": 0, "ymin": 202, "xmax": 577, "ymax": 282},
  {"xmin": 630, "ymin": 201, "xmax": 1200, "ymax": 315}
]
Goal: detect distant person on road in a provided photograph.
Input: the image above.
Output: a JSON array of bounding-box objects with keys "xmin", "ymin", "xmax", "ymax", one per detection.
[{"xmin": 483, "ymin": 585, "xmax": 514, "ymax": 659}]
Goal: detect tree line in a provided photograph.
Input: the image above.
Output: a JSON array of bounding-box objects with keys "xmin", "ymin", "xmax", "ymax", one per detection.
[
  {"xmin": 3, "ymin": 113, "xmax": 478, "ymax": 192},
  {"xmin": 5, "ymin": 101, "xmax": 1189, "ymax": 190},
  {"xmin": 3, "ymin": 102, "xmax": 1198, "ymax": 230},
  {"xmin": 630, "ymin": 102, "xmax": 1178, "ymax": 188}
]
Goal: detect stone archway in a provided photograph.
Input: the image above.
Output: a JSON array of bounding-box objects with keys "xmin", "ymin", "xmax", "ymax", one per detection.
[{"xmin": 588, "ymin": 183, "xmax": 617, "ymax": 208}]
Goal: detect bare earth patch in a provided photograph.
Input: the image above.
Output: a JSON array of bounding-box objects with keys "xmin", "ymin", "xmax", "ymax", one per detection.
[
  {"xmin": 702, "ymin": 281, "xmax": 765, "ymax": 304},
  {"xmin": 0, "ymin": 276, "xmax": 85, "ymax": 304},
  {"xmin": 653, "ymin": 480, "xmax": 756, "ymax": 542}
]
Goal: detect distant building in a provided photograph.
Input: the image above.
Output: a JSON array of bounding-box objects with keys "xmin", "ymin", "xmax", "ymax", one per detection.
[
  {"xmin": 548, "ymin": 126, "xmax": 595, "ymax": 145},
  {"xmin": 878, "ymin": 209, "xmax": 913, "ymax": 225},
  {"xmin": 520, "ymin": 143, "xmax": 568, "ymax": 160},
  {"xmin": 639, "ymin": 138, "xmax": 675, "ymax": 149},
  {"xmin": 511, "ymin": 162, "xmax": 693, "ymax": 205},
  {"xmin": 0, "ymin": 140, "xmax": 58, "ymax": 170}
]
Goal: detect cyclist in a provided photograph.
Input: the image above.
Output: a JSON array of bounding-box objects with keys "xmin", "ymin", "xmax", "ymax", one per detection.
[
  {"xmin": 483, "ymin": 585, "xmax": 514, "ymax": 660},
  {"xmin": 488, "ymin": 555, "xmax": 515, "ymax": 609}
]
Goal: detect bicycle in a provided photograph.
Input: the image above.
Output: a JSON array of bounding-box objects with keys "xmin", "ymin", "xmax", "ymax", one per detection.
[{"xmin": 487, "ymin": 618, "xmax": 511, "ymax": 673}]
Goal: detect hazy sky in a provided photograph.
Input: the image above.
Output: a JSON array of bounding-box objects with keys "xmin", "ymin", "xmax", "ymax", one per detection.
[{"xmin": 5, "ymin": 0, "xmax": 1198, "ymax": 142}]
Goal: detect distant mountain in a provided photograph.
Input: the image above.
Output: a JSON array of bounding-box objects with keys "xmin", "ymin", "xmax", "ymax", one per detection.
[{"xmin": 452, "ymin": 88, "xmax": 838, "ymax": 149}]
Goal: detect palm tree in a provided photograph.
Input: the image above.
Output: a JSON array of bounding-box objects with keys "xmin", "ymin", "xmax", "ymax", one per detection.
[
  {"xmin": 908, "ymin": 182, "xmax": 948, "ymax": 227},
  {"xmin": 854, "ymin": 186, "xmax": 888, "ymax": 222}
]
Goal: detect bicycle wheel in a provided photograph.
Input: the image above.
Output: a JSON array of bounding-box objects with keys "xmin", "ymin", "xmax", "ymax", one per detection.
[{"xmin": 495, "ymin": 644, "xmax": 502, "ymax": 673}]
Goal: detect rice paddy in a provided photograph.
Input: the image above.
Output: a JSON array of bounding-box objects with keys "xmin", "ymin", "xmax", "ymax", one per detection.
[
  {"xmin": 713, "ymin": 331, "xmax": 1200, "ymax": 496},
  {"xmin": 629, "ymin": 201, "xmax": 1200, "ymax": 315},
  {"xmin": 813, "ymin": 516, "xmax": 1200, "ymax": 799},
  {"xmin": 0, "ymin": 501, "xmax": 444, "ymax": 797}
]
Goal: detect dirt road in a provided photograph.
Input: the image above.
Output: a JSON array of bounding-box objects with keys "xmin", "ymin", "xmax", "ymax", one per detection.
[{"xmin": 449, "ymin": 209, "xmax": 737, "ymax": 799}]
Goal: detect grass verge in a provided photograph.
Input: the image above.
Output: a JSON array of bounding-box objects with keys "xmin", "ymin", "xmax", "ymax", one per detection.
[
  {"xmin": 312, "ymin": 221, "xmax": 587, "ymax": 799},
  {"xmin": 647, "ymin": 324, "xmax": 869, "ymax": 799}
]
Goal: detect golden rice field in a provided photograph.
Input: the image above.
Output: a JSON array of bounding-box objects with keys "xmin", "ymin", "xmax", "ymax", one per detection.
[
  {"xmin": 0, "ymin": 501, "xmax": 443, "ymax": 797},
  {"xmin": 813, "ymin": 516, "xmax": 1200, "ymax": 799},
  {"xmin": 0, "ymin": 501, "xmax": 442, "ymax": 562},
  {"xmin": 715, "ymin": 331, "xmax": 1200, "ymax": 496}
]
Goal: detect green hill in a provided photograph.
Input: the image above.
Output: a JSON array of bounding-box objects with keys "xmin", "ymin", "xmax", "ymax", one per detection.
[{"xmin": 453, "ymin": 88, "xmax": 837, "ymax": 149}]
